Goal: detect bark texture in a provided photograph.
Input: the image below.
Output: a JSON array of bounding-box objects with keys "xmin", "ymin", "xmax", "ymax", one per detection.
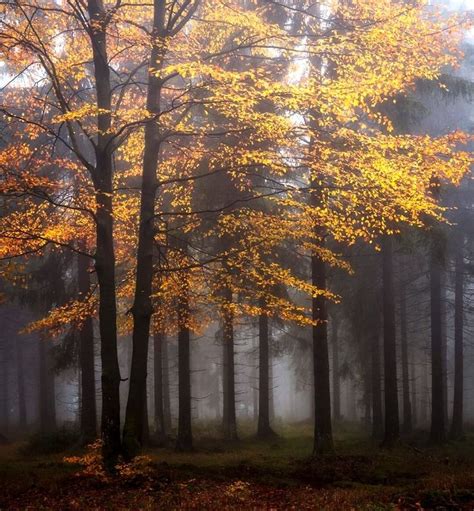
[
  {"xmin": 451, "ymin": 230, "xmax": 464, "ymax": 439},
  {"xmin": 123, "ymin": 0, "xmax": 166, "ymax": 459},
  {"xmin": 430, "ymin": 232, "xmax": 446, "ymax": 444},
  {"xmin": 381, "ymin": 236, "xmax": 399, "ymax": 446},
  {"xmin": 257, "ymin": 302, "xmax": 275, "ymax": 438},
  {"xmin": 78, "ymin": 253, "xmax": 97, "ymax": 444},
  {"xmin": 87, "ymin": 0, "xmax": 122, "ymax": 467}
]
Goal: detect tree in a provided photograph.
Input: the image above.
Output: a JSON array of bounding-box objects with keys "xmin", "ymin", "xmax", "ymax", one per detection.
[
  {"xmin": 399, "ymin": 263, "xmax": 413, "ymax": 436},
  {"xmin": 257, "ymin": 298, "xmax": 276, "ymax": 438},
  {"xmin": 451, "ymin": 228, "xmax": 465, "ymax": 439},
  {"xmin": 77, "ymin": 252, "xmax": 97, "ymax": 444},
  {"xmin": 429, "ymin": 224, "xmax": 447, "ymax": 444},
  {"xmin": 381, "ymin": 236, "xmax": 399, "ymax": 446}
]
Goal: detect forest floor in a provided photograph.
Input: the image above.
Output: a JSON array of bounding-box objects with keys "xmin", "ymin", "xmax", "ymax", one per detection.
[{"xmin": 1, "ymin": 422, "xmax": 474, "ymax": 510}]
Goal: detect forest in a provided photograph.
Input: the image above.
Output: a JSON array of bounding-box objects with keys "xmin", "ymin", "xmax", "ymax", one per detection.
[{"xmin": 1, "ymin": 0, "xmax": 474, "ymax": 509}]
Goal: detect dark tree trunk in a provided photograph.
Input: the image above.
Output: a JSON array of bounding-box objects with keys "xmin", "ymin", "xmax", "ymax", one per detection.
[
  {"xmin": 93, "ymin": 134, "xmax": 121, "ymax": 466},
  {"xmin": 253, "ymin": 369, "xmax": 259, "ymax": 423},
  {"xmin": 311, "ymin": 250, "xmax": 334, "ymax": 455},
  {"xmin": 153, "ymin": 331, "xmax": 167, "ymax": 442},
  {"xmin": 269, "ymin": 354, "xmax": 275, "ymax": 423},
  {"xmin": 441, "ymin": 274, "xmax": 449, "ymax": 430},
  {"xmin": 1, "ymin": 337, "xmax": 8, "ymax": 433},
  {"xmin": 87, "ymin": 0, "xmax": 122, "ymax": 467},
  {"xmin": 257, "ymin": 301, "xmax": 275, "ymax": 438},
  {"xmin": 399, "ymin": 276, "xmax": 412, "ymax": 435},
  {"xmin": 176, "ymin": 273, "xmax": 193, "ymax": 451},
  {"xmin": 222, "ymin": 287, "xmax": 238, "ymax": 441},
  {"xmin": 451, "ymin": 231, "xmax": 464, "ymax": 439},
  {"xmin": 331, "ymin": 319, "xmax": 341, "ymax": 422},
  {"xmin": 371, "ymin": 333, "xmax": 383, "ymax": 440},
  {"xmin": 363, "ymin": 367, "xmax": 372, "ymax": 427},
  {"xmin": 410, "ymin": 356, "xmax": 418, "ymax": 429},
  {"xmin": 122, "ymin": 0, "xmax": 167, "ymax": 459},
  {"xmin": 78, "ymin": 253, "xmax": 97, "ymax": 444},
  {"xmin": 381, "ymin": 236, "xmax": 399, "ymax": 446},
  {"xmin": 430, "ymin": 232, "xmax": 446, "ymax": 444},
  {"xmin": 421, "ymin": 347, "xmax": 430, "ymax": 427},
  {"xmin": 307, "ymin": 11, "xmax": 333, "ymax": 452},
  {"xmin": 94, "ymin": 217, "xmax": 121, "ymax": 467},
  {"xmin": 162, "ymin": 336, "xmax": 172, "ymax": 432},
  {"xmin": 39, "ymin": 338, "xmax": 56, "ymax": 434},
  {"xmin": 16, "ymin": 336, "xmax": 27, "ymax": 430},
  {"xmin": 142, "ymin": 393, "xmax": 150, "ymax": 446}
]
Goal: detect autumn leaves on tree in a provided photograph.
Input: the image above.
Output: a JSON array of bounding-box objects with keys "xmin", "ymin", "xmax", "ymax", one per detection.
[{"xmin": 0, "ymin": 0, "xmax": 472, "ymax": 466}]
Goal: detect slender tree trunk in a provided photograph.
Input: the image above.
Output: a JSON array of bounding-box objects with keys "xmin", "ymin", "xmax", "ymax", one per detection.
[
  {"xmin": 371, "ymin": 333, "xmax": 383, "ymax": 440},
  {"xmin": 363, "ymin": 367, "xmax": 372, "ymax": 428},
  {"xmin": 257, "ymin": 301, "xmax": 275, "ymax": 438},
  {"xmin": 87, "ymin": 0, "xmax": 122, "ymax": 467},
  {"xmin": 451, "ymin": 230, "xmax": 464, "ymax": 439},
  {"xmin": 94, "ymin": 147, "xmax": 121, "ymax": 467},
  {"xmin": 421, "ymin": 348, "xmax": 430, "ymax": 427},
  {"xmin": 122, "ymin": 0, "xmax": 167, "ymax": 459},
  {"xmin": 142, "ymin": 393, "xmax": 150, "ymax": 446},
  {"xmin": 381, "ymin": 236, "xmax": 399, "ymax": 446},
  {"xmin": 78, "ymin": 253, "xmax": 97, "ymax": 444},
  {"xmin": 430, "ymin": 231, "xmax": 446, "ymax": 444},
  {"xmin": 311, "ymin": 249, "xmax": 334, "ymax": 455},
  {"xmin": 251, "ymin": 335, "xmax": 258, "ymax": 422},
  {"xmin": 410, "ymin": 356, "xmax": 418, "ymax": 429},
  {"xmin": 348, "ymin": 378, "xmax": 357, "ymax": 421},
  {"xmin": 176, "ymin": 271, "xmax": 193, "ymax": 451},
  {"xmin": 0, "ymin": 337, "xmax": 8, "ymax": 434},
  {"xmin": 441, "ymin": 274, "xmax": 449, "ymax": 430},
  {"xmin": 39, "ymin": 338, "xmax": 56, "ymax": 434},
  {"xmin": 16, "ymin": 336, "xmax": 27, "ymax": 431},
  {"xmin": 162, "ymin": 337, "xmax": 172, "ymax": 432},
  {"xmin": 307, "ymin": 0, "xmax": 333, "ymax": 454},
  {"xmin": 400, "ymin": 276, "xmax": 412, "ymax": 435},
  {"xmin": 269, "ymin": 346, "xmax": 275, "ymax": 423},
  {"xmin": 153, "ymin": 331, "xmax": 166, "ymax": 442},
  {"xmin": 331, "ymin": 319, "xmax": 341, "ymax": 422},
  {"xmin": 222, "ymin": 286, "xmax": 238, "ymax": 441}
]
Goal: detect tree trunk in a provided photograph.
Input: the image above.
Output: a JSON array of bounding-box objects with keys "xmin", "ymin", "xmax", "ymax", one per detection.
[
  {"xmin": 222, "ymin": 287, "xmax": 238, "ymax": 441},
  {"xmin": 371, "ymin": 332, "xmax": 383, "ymax": 440},
  {"xmin": 94, "ymin": 139, "xmax": 121, "ymax": 469},
  {"xmin": 257, "ymin": 301, "xmax": 275, "ymax": 438},
  {"xmin": 142, "ymin": 392, "xmax": 150, "ymax": 446},
  {"xmin": 381, "ymin": 236, "xmax": 399, "ymax": 446},
  {"xmin": 123, "ymin": 0, "xmax": 167, "ymax": 459},
  {"xmin": 331, "ymin": 318, "xmax": 341, "ymax": 423},
  {"xmin": 410, "ymin": 355, "xmax": 418, "ymax": 429},
  {"xmin": 429, "ymin": 232, "xmax": 446, "ymax": 444},
  {"xmin": 176, "ymin": 272, "xmax": 193, "ymax": 451},
  {"xmin": 87, "ymin": 0, "xmax": 122, "ymax": 467},
  {"xmin": 311, "ymin": 250, "xmax": 334, "ymax": 455},
  {"xmin": 269, "ymin": 346, "xmax": 275, "ymax": 423},
  {"xmin": 153, "ymin": 331, "xmax": 166, "ymax": 442},
  {"xmin": 78, "ymin": 253, "xmax": 97, "ymax": 444},
  {"xmin": 39, "ymin": 338, "xmax": 56, "ymax": 434},
  {"xmin": 0, "ymin": 336, "xmax": 8, "ymax": 434},
  {"xmin": 162, "ymin": 336, "xmax": 172, "ymax": 432},
  {"xmin": 363, "ymin": 366, "xmax": 372, "ymax": 428},
  {"xmin": 451, "ymin": 230, "xmax": 464, "ymax": 439},
  {"xmin": 16, "ymin": 336, "xmax": 27, "ymax": 431},
  {"xmin": 421, "ymin": 346, "xmax": 430, "ymax": 427},
  {"xmin": 399, "ymin": 276, "xmax": 412, "ymax": 435},
  {"xmin": 441, "ymin": 273, "xmax": 449, "ymax": 430}
]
